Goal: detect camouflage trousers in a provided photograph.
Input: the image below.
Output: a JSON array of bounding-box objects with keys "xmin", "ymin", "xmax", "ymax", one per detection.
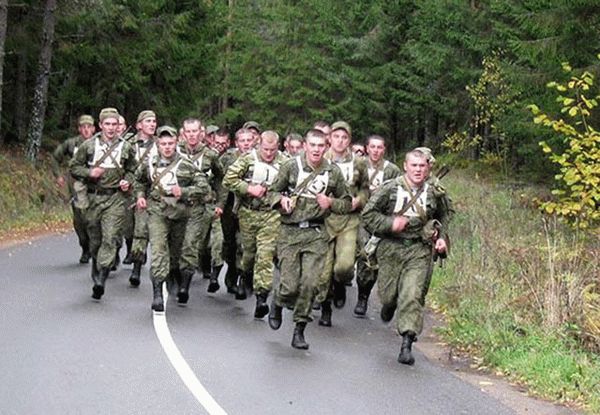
[
  {"xmin": 355, "ymin": 225, "xmax": 377, "ymax": 290},
  {"xmin": 238, "ymin": 206, "xmax": 279, "ymax": 294},
  {"xmin": 208, "ymin": 215, "xmax": 224, "ymax": 267},
  {"xmin": 274, "ymin": 224, "xmax": 328, "ymax": 323},
  {"xmin": 85, "ymin": 192, "xmax": 126, "ymax": 269},
  {"xmin": 71, "ymin": 202, "xmax": 89, "ymax": 253},
  {"xmin": 147, "ymin": 212, "xmax": 188, "ymax": 282},
  {"xmin": 122, "ymin": 195, "xmax": 135, "ymax": 241},
  {"xmin": 376, "ymin": 238, "xmax": 433, "ymax": 336},
  {"xmin": 131, "ymin": 208, "xmax": 149, "ymax": 262},
  {"xmin": 221, "ymin": 203, "xmax": 241, "ymax": 269},
  {"xmin": 180, "ymin": 205, "xmax": 212, "ymax": 271},
  {"xmin": 315, "ymin": 215, "xmax": 360, "ymax": 303}
]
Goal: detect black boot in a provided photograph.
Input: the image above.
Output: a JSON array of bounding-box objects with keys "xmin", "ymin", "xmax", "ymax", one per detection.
[
  {"xmin": 291, "ymin": 322, "xmax": 309, "ymax": 350},
  {"xmin": 225, "ymin": 262, "xmax": 237, "ymax": 294},
  {"xmin": 254, "ymin": 291, "xmax": 269, "ymax": 319},
  {"xmin": 79, "ymin": 249, "xmax": 91, "ymax": 264},
  {"xmin": 380, "ymin": 302, "xmax": 397, "ymax": 322},
  {"xmin": 122, "ymin": 238, "xmax": 133, "ymax": 265},
  {"xmin": 332, "ymin": 279, "xmax": 346, "ymax": 308},
  {"xmin": 318, "ymin": 300, "xmax": 332, "ymax": 327},
  {"xmin": 235, "ymin": 272, "xmax": 247, "ymax": 300},
  {"xmin": 268, "ymin": 300, "xmax": 283, "ymax": 330},
  {"xmin": 152, "ymin": 280, "xmax": 165, "ymax": 312},
  {"xmin": 129, "ymin": 261, "xmax": 142, "ymax": 287},
  {"xmin": 93, "ymin": 266, "xmax": 109, "ymax": 300},
  {"xmin": 398, "ymin": 331, "xmax": 417, "ymax": 365},
  {"xmin": 91, "ymin": 259, "xmax": 102, "ymax": 299},
  {"xmin": 110, "ymin": 251, "xmax": 120, "ymax": 271},
  {"xmin": 177, "ymin": 268, "xmax": 194, "ymax": 304},
  {"xmin": 201, "ymin": 254, "xmax": 211, "ymax": 279},
  {"xmin": 353, "ymin": 280, "xmax": 375, "ymax": 317},
  {"xmin": 245, "ymin": 271, "xmax": 254, "ymax": 294},
  {"xmin": 207, "ymin": 264, "xmax": 222, "ymax": 293}
]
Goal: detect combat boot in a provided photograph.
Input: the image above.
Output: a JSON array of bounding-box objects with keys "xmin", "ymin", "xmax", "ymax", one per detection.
[
  {"xmin": 235, "ymin": 272, "xmax": 247, "ymax": 300},
  {"xmin": 380, "ymin": 302, "xmax": 397, "ymax": 322},
  {"xmin": 93, "ymin": 267, "xmax": 109, "ymax": 300},
  {"xmin": 152, "ymin": 280, "xmax": 165, "ymax": 312},
  {"xmin": 129, "ymin": 261, "xmax": 142, "ymax": 287},
  {"xmin": 177, "ymin": 268, "xmax": 194, "ymax": 304},
  {"xmin": 245, "ymin": 271, "xmax": 254, "ymax": 294},
  {"xmin": 224, "ymin": 262, "xmax": 237, "ymax": 294},
  {"xmin": 332, "ymin": 278, "xmax": 346, "ymax": 308},
  {"xmin": 90, "ymin": 259, "xmax": 102, "ymax": 299},
  {"xmin": 291, "ymin": 322, "xmax": 309, "ymax": 350},
  {"xmin": 268, "ymin": 300, "xmax": 283, "ymax": 330},
  {"xmin": 254, "ymin": 291, "xmax": 269, "ymax": 319},
  {"xmin": 398, "ymin": 331, "xmax": 417, "ymax": 365},
  {"xmin": 79, "ymin": 249, "xmax": 91, "ymax": 264},
  {"xmin": 207, "ymin": 264, "xmax": 222, "ymax": 293},
  {"xmin": 353, "ymin": 280, "xmax": 375, "ymax": 317},
  {"xmin": 122, "ymin": 238, "xmax": 133, "ymax": 265},
  {"xmin": 318, "ymin": 300, "xmax": 332, "ymax": 327}
]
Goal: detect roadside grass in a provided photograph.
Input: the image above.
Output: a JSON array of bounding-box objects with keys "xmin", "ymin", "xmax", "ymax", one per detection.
[
  {"xmin": 0, "ymin": 150, "xmax": 70, "ymax": 236},
  {"xmin": 429, "ymin": 170, "xmax": 600, "ymax": 412}
]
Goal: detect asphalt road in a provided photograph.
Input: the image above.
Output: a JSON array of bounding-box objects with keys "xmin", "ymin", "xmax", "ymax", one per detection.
[{"xmin": 1, "ymin": 233, "xmax": 516, "ymax": 415}]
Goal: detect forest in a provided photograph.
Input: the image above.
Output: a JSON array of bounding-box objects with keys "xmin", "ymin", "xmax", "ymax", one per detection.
[{"xmin": 0, "ymin": 0, "xmax": 599, "ymax": 180}]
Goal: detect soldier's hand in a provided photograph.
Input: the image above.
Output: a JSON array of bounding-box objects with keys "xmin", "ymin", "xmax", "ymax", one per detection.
[
  {"xmin": 316, "ymin": 193, "xmax": 332, "ymax": 210},
  {"xmin": 280, "ymin": 196, "xmax": 294, "ymax": 213},
  {"xmin": 171, "ymin": 185, "xmax": 182, "ymax": 199},
  {"xmin": 351, "ymin": 196, "xmax": 361, "ymax": 211},
  {"xmin": 435, "ymin": 238, "xmax": 447, "ymax": 254},
  {"xmin": 136, "ymin": 197, "xmax": 147, "ymax": 210},
  {"xmin": 89, "ymin": 167, "xmax": 105, "ymax": 179},
  {"xmin": 119, "ymin": 180, "xmax": 130, "ymax": 192},
  {"xmin": 391, "ymin": 216, "xmax": 409, "ymax": 233},
  {"xmin": 247, "ymin": 184, "xmax": 267, "ymax": 198},
  {"xmin": 56, "ymin": 176, "xmax": 66, "ymax": 188},
  {"xmin": 214, "ymin": 207, "xmax": 223, "ymax": 218}
]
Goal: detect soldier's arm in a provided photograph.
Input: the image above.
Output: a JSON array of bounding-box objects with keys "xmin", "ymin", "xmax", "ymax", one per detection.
[
  {"xmin": 180, "ymin": 161, "xmax": 212, "ymax": 202},
  {"xmin": 133, "ymin": 163, "xmax": 150, "ymax": 199},
  {"xmin": 222, "ymin": 156, "xmax": 250, "ymax": 196},
  {"xmin": 386, "ymin": 163, "xmax": 402, "ymax": 181},
  {"xmin": 355, "ymin": 159, "xmax": 370, "ymax": 209},
  {"xmin": 328, "ymin": 166, "xmax": 353, "ymax": 214},
  {"xmin": 211, "ymin": 155, "xmax": 228, "ymax": 209},
  {"xmin": 265, "ymin": 158, "xmax": 292, "ymax": 207},
  {"xmin": 121, "ymin": 142, "xmax": 137, "ymax": 184},
  {"xmin": 434, "ymin": 185, "xmax": 453, "ymax": 241},
  {"xmin": 361, "ymin": 182, "xmax": 396, "ymax": 236},
  {"xmin": 51, "ymin": 140, "xmax": 69, "ymax": 177},
  {"xmin": 69, "ymin": 142, "xmax": 91, "ymax": 182}
]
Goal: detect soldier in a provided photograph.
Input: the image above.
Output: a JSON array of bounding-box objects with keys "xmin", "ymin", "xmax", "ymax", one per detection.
[
  {"xmin": 361, "ymin": 149, "xmax": 452, "ymax": 365},
  {"xmin": 353, "ymin": 135, "xmax": 401, "ymax": 317},
  {"xmin": 204, "ymin": 124, "xmax": 219, "ymax": 148},
  {"xmin": 283, "ymin": 133, "xmax": 304, "ymax": 157},
  {"xmin": 242, "ymin": 121, "xmax": 261, "ymax": 145},
  {"xmin": 70, "ymin": 107, "xmax": 137, "ymax": 300},
  {"xmin": 52, "ymin": 114, "xmax": 96, "ymax": 264},
  {"xmin": 178, "ymin": 118, "xmax": 226, "ymax": 303},
  {"xmin": 316, "ymin": 121, "xmax": 369, "ymax": 327},
  {"xmin": 211, "ymin": 128, "xmax": 231, "ymax": 156},
  {"xmin": 219, "ymin": 128, "xmax": 255, "ymax": 293},
  {"xmin": 134, "ymin": 126, "xmax": 211, "ymax": 311},
  {"xmin": 123, "ymin": 110, "xmax": 158, "ymax": 287},
  {"xmin": 267, "ymin": 129, "xmax": 351, "ymax": 350},
  {"xmin": 352, "ymin": 142, "xmax": 366, "ymax": 157},
  {"xmin": 222, "ymin": 130, "xmax": 286, "ymax": 318}
]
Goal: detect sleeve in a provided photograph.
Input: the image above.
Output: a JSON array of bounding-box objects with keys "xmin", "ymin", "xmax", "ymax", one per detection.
[
  {"xmin": 133, "ymin": 162, "xmax": 150, "ymax": 199},
  {"xmin": 361, "ymin": 183, "xmax": 396, "ymax": 236},
  {"xmin": 51, "ymin": 140, "xmax": 68, "ymax": 177},
  {"xmin": 69, "ymin": 141, "xmax": 91, "ymax": 182},
  {"xmin": 329, "ymin": 167, "xmax": 353, "ymax": 214},
  {"xmin": 222, "ymin": 156, "xmax": 250, "ymax": 196},
  {"xmin": 211, "ymin": 155, "xmax": 228, "ymax": 209},
  {"xmin": 121, "ymin": 142, "xmax": 137, "ymax": 184},
  {"xmin": 355, "ymin": 159, "xmax": 370, "ymax": 208}
]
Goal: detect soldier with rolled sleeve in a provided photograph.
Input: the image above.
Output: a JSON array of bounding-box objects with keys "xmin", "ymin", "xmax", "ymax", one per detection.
[
  {"xmin": 361, "ymin": 149, "xmax": 452, "ymax": 365},
  {"xmin": 70, "ymin": 108, "xmax": 137, "ymax": 300},
  {"xmin": 267, "ymin": 129, "xmax": 352, "ymax": 350}
]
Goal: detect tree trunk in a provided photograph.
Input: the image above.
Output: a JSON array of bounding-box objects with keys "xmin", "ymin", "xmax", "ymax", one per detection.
[
  {"xmin": 26, "ymin": 0, "xmax": 56, "ymax": 163},
  {"xmin": 15, "ymin": 48, "xmax": 27, "ymax": 142},
  {"xmin": 0, "ymin": 0, "xmax": 8, "ymax": 144},
  {"xmin": 221, "ymin": 0, "xmax": 233, "ymax": 115}
]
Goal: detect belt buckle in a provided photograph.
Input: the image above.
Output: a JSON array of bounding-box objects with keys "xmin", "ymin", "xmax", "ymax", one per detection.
[{"xmin": 299, "ymin": 221, "xmax": 309, "ymax": 229}]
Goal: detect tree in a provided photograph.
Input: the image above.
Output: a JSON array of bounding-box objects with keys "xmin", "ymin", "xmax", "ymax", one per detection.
[{"xmin": 0, "ymin": 0, "xmax": 7, "ymax": 143}]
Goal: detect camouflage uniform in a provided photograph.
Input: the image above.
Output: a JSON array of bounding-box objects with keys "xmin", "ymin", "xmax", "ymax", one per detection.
[
  {"xmin": 268, "ymin": 154, "xmax": 351, "ymax": 325},
  {"xmin": 52, "ymin": 134, "xmax": 90, "ymax": 259},
  {"xmin": 361, "ymin": 175, "xmax": 452, "ymax": 336},
  {"xmin": 70, "ymin": 133, "xmax": 137, "ymax": 294},
  {"xmin": 222, "ymin": 149, "xmax": 286, "ymax": 304}
]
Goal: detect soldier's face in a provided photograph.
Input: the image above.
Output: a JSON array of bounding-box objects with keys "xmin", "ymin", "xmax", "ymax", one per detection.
[
  {"xmin": 259, "ymin": 139, "xmax": 279, "ymax": 163},
  {"xmin": 304, "ymin": 135, "xmax": 328, "ymax": 166},
  {"xmin": 78, "ymin": 123, "xmax": 95, "ymax": 139},
  {"xmin": 213, "ymin": 135, "xmax": 230, "ymax": 154},
  {"xmin": 330, "ymin": 129, "xmax": 351, "ymax": 154},
  {"xmin": 404, "ymin": 154, "xmax": 429, "ymax": 186},
  {"xmin": 100, "ymin": 117, "xmax": 119, "ymax": 140},
  {"xmin": 158, "ymin": 135, "xmax": 177, "ymax": 158},
  {"xmin": 236, "ymin": 132, "xmax": 254, "ymax": 154},
  {"xmin": 138, "ymin": 117, "xmax": 157, "ymax": 137},
  {"xmin": 205, "ymin": 133, "xmax": 215, "ymax": 146},
  {"xmin": 183, "ymin": 121, "xmax": 202, "ymax": 147},
  {"xmin": 288, "ymin": 139, "xmax": 302, "ymax": 156},
  {"xmin": 367, "ymin": 139, "xmax": 385, "ymax": 163}
]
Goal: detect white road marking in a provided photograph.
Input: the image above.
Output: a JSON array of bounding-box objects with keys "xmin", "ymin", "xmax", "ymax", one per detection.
[{"xmin": 153, "ymin": 287, "xmax": 228, "ymax": 415}]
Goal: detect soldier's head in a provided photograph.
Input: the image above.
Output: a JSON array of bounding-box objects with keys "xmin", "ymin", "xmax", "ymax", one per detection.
[
  {"xmin": 414, "ymin": 146, "xmax": 436, "ymax": 167},
  {"xmin": 242, "ymin": 121, "xmax": 261, "ymax": 143},
  {"xmin": 98, "ymin": 108, "xmax": 120, "ymax": 140},
  {"xmin": 352, "ymin": 143, "xmax": 365, "ymax": 157},
  {"xmin": 136, "ymin": 110, "xmax": 157, "ymax": 139},
  {"xmin": 182, "ymin": 118, "xmax": 204, "ymax": 148},
  {"xmin": 156, "ymin": 126, "xmax": 178, "ymax": 159},
  {"xmin": 205, "ymin": 125, "xmax": 218, "ymax": 147},
  {"xmin": 404, "ymin": 149, "xmax": 430, "ymax": 187},
  {"xmin": 116, "ymin": 115, "xmax": 127, "ymax": 136},
  {"xmin": 212, "ymin": 128, "xmax": 230, "ymax": 155},
  {"xmin": 366, "ymin": 135, "xmax": 387, "ymax": 164},
  {"xmin": 304, "ymin": 129, "xmax": 328, "ymax": 166},
  {"xmin": 235, "ymin": 128, "xmax": 254, "ymax": 154},
  {"xmin": 258, "ymin": 130, "xmax": 280, "ymax": 163},
  {"xmin": 313, "ymin": 120, "xmax": 331, "ymax": 137},
  {"xmin": 330, "ymin": 121, "xmax": 352, "ymax": 156},
  {"xmin": 285, "ymin": 133, "xmax": 303, "ymax": 156},
  {"xmin": 78, "ymin": 114, "xmax": 96, "ymax": 139}
]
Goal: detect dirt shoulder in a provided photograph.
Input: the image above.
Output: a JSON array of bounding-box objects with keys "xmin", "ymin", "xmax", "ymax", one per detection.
[{"xmin": 0, "ymin": 220, "xmax": 72, "ymax": 249}]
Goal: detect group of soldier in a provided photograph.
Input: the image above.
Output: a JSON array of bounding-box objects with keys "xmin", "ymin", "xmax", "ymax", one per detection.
[{"xmin": 52, "ymin": 108, "xmax": 452, "ymax": 365}]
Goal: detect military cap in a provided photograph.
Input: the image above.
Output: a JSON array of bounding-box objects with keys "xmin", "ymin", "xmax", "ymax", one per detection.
[
  {"xmin": 99, "ymin": 107, "xmax": 120, "ymax": 122},
  {"xmin": 242, "ymin": 121, "xmax": 261, "ymax": 133},
  {"xmin": 78, "ymin": 114, "xmax": 94, "ymax": 125},
  {"xmin": 415, "ymin": 146, "xmax": 436, "ymax": 163},
  {"xmin": 331, "ymin": 120, "xmax": 351, "ymax": 136},
  {"xmin": 156, "ymin": 125, "xmax": 178, "ymax": 137},
  {"xmin": 206, "ymin": 125, "xmax": 219, "ymax": 135},
  {"xmin": 137, "ymin": 110, "xmax": 156, "ymax": 123},
  {"xmin": 287, "ymin": 132, "xmax": 303, "ymax": 142}
]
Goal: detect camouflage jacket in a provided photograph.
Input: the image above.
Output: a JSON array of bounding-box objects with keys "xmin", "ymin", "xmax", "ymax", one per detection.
[
  {"xmin": 178, "ymin": 142, "xmax": 226, "ymax": 208},
  {"xmin": 366, "ymin": 158, "xmax": 401, "ymax": 194}
]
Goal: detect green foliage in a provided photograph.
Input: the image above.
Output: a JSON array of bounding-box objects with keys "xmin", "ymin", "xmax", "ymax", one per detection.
[{"xmin": 529, "ymin": 60, "xmax": 600, "ymax": 231}]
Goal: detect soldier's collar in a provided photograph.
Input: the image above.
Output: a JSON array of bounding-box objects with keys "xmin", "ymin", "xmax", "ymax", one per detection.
[{"xmin": 300, "ymin": 153, "xmax": 330, "ymax": 172}]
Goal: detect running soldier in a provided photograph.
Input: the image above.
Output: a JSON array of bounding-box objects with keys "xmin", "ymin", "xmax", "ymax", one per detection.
[
  {"xmin": 267, "ymin": 129, "xmax": 351, "ymax": 350},
  {"xmin": 222, "ymin": 130, "xmax": 287, "ymax": 317}
]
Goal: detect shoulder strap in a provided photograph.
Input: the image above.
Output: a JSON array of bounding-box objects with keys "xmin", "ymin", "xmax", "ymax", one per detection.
[
  {"xmin": 291, "ymin": 158, "xmax": 326, "ymax": 196},
  {"xmin": 395, "ymin": 176, "xmax": 427, "ymax": 217},
  {"xmin": 150, "ymin": 157, "xmax": 180, "ymax": 191}
]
